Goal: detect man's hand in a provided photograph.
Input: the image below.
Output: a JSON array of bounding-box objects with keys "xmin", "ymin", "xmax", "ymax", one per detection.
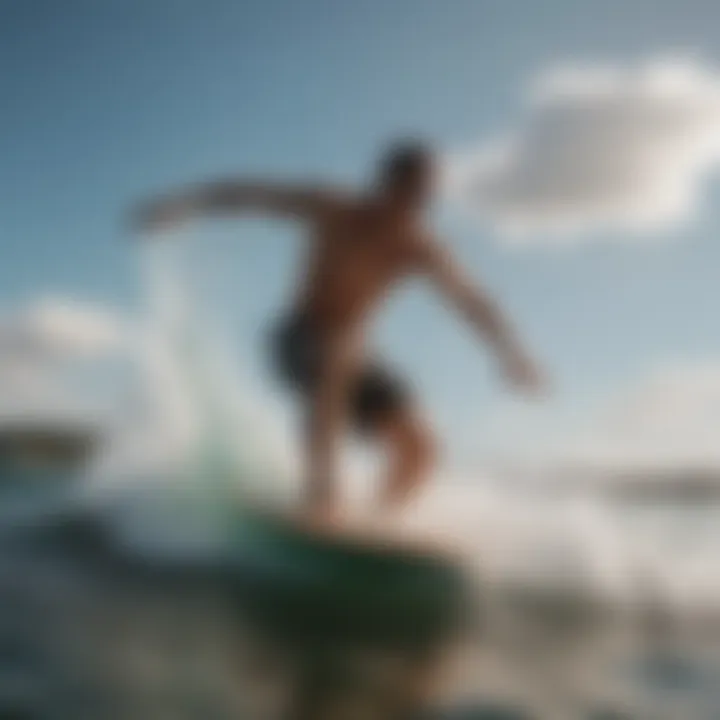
[
  {"xmin": 498, "ymin": 347, "xmax": 547, "ymax": 397},
  {"xmin": 131, "ymin": 195, "xmax": 195, "ymax": 235}
]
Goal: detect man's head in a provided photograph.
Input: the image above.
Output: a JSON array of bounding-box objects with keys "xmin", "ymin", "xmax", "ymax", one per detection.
[{"xmin": 376, "ymin": 140, "xmax": 436, "ymax": 210}]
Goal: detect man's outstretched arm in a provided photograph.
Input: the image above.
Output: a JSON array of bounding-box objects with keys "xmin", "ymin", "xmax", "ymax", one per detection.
[
  {"xmin": 131, "ymin": 179, "xmax": 339, "ymax": 234},
  {"xmin": 419, "ymin": 239, "xmax": 545, "ymax": 393}
]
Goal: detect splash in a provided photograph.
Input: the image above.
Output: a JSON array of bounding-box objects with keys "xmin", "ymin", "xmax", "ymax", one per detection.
[{"xmin": 125, "ymin": 234, "xmax": 294, "ymax": 555}]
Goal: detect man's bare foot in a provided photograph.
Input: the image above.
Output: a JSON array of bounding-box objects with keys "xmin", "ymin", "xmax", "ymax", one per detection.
[{"xmin": 293, "ymin": 504, "xmax": 344, "ymax": 535}]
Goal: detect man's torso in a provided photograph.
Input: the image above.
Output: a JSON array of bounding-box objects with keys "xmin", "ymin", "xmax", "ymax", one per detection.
[{"xmin": 291, "ymin": 198, "xmax": 426, "ymax": 337}]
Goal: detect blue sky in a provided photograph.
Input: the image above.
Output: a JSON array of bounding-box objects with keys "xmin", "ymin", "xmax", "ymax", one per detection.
[{"xmin": 4, "ymin": 0, "xmax": 720, "ymax": 468}]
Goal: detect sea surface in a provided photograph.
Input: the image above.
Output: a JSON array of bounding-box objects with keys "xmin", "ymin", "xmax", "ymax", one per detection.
[{"xmin": 3, "ymin": 470, "xmax": 720, "ymax": 720}]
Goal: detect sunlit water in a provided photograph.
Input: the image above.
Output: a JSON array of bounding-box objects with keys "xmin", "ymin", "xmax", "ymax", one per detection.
[{"xmin": 4, "ymin": 470, "xmax": 720, "ymax": 718}]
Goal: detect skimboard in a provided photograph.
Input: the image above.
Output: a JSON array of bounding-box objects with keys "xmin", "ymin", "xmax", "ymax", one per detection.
[
  {"xmin": 227, "ymin": 503, "xmax": 474, "ymax": 720},
  {"xmin": 229, "ymin": 502, "xmax": 471, "ymax": 649}
]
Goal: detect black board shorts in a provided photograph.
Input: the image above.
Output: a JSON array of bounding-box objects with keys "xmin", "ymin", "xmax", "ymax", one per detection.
[{"xmin": 270, "ymin": 314, "xmax": 410, "ymax": 432}]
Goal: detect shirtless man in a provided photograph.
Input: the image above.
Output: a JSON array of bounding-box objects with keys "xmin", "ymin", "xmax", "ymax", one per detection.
[{"xmin": 133, "ymin": 141, "xmax": 544, "ymax": 522}]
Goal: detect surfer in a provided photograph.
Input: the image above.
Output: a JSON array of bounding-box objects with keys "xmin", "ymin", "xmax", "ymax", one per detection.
[{"xmin": 132, "ymin": 140, "xmax": 545, "ymax": 523}]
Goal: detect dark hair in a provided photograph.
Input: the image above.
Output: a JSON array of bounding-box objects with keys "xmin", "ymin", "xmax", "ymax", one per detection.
[{"xmin": 379, "ymin": 140, "xmax": 434, "ymax": 185}]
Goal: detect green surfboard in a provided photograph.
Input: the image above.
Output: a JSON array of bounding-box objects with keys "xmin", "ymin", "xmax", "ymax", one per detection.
[
  {"xmin": 226, "ymin": 506, "xmax": 473, "ymax": 720},
  {"xmin": 230, "ymin": 506, "xmax": 471, "ymax": 649}
]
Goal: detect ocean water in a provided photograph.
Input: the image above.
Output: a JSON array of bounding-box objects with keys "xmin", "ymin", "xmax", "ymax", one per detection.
[{"xmin": 3, "ymin": 479, "xmax": 720, "ymax": 720}]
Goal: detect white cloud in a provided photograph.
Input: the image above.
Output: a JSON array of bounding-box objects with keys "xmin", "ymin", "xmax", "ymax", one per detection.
[
  {"xmin": 0, "ymin": 297, "xmax": 129, "ymax": 425},
  {"xmin": 29, "ymin": 298, "xmax": 126, "ymax": 354},
  {"xmin": 0, "ymin": 296, "xmax": 126, "ymax": 362},
  {"xmin": 450, "ymin": 57, "xmax": 720, "ymax": 241}
]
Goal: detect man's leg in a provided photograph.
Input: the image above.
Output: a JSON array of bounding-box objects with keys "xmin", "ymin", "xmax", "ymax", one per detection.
[
  {"xmin": 304, "ymin": 334, "xmax": 358, "ymax": 521},
  {"xmin": 351, "ymin": 365, "xmax": 437, "ymax": 513},
  {"xmin": 375, "ymin": 406, "xmax": 437, "ymax": 511}
]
